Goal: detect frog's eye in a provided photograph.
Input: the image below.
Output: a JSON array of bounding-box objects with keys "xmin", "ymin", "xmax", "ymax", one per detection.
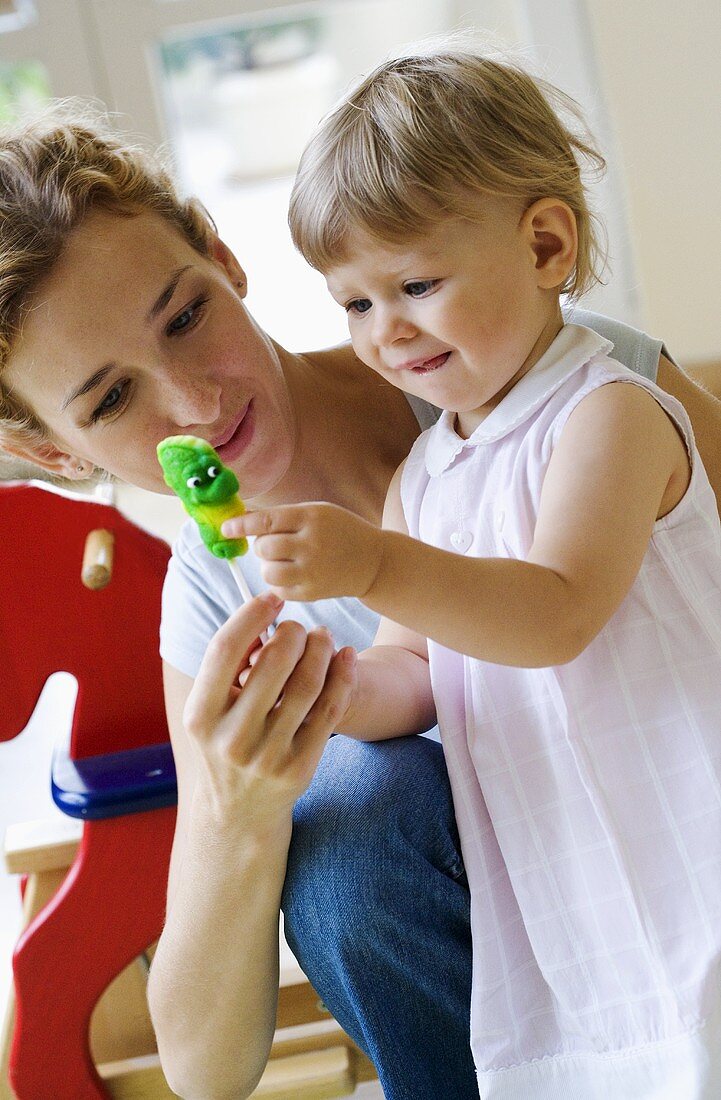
[
  {"xmin": 186, "ymin": 475, "xmax": 202, "ymax": 488},
  {"xmin": 207, "ymin": 466, "xmax": 219, "ymax": 478}
]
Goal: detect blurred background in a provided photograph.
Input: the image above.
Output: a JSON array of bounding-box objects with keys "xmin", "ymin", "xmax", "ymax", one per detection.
[
  {"xmin": 1, "ymin": 0, "xmax": 719, "ymax": 366},
  {"xmin": 1, "ymin": 2, "xmax": 720, "ymax": 1087}
]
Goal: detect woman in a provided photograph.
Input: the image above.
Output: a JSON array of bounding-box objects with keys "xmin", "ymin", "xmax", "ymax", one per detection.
[{"xmin": 1, "ymin": 110, "xmax": 720, "ymax": 1100}]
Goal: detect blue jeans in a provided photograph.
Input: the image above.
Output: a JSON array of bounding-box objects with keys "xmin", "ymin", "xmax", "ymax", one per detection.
[{"xmin": 282, "ymin": 735, "xmax": 479, "ymax": 1100}]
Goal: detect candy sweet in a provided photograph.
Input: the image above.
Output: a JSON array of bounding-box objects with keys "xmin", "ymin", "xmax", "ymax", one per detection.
[{"xmin": 157, "ymin": 435, "xmax": 248, "ymax": 559}]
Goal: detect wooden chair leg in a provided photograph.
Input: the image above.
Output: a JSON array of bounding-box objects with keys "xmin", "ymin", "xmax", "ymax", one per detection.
[
  {"xmin": 9, "ymin": 809, "xmax": 174, "ymax": 1100},
  {"xmin": 1, "ymin": 866, "xmax": 69, "ymax": 1100},
  {"xmin": 90, "ymin": 954, "xmax": 157, "ymax": 1066},
  {"xmin": 3, "ymin": 815, "xmax": 377, "ymax": 1100}
]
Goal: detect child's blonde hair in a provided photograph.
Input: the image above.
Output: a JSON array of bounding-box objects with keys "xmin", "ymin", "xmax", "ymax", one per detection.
[
  {"xmin": 289, "ymin": 45, "xmax": 606, "ymax": 298},
  {"xmin": 0, "ymin": 102, "xmax": 214, "ymax": 454}
]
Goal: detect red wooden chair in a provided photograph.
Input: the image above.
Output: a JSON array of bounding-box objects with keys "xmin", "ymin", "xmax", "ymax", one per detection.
[
  {"xmin": 0, "ymin": 479, "xmax": 377, "ymax": 1100},
  {"xmin": 0, "ymin": 480, "xmax": 175, "ymax": 1100}
]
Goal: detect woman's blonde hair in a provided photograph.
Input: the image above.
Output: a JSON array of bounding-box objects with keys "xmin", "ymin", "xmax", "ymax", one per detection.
[
  {"xmin": 289, "ymin": 45, "xmax": 607, "ymax": 298},
  {"xmin": 0, "ymin": 102, "xmax": 214, "ymax": 454}
]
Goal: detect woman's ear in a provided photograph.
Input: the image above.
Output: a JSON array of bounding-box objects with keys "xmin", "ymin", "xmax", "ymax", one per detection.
[
  {"xmin": 208, "ymin": 234, "xmax": 247, "ymax": 298},
  {"xmin": 0, "ymin": 438, "xmax": 92, "ymax": 480},
  {"xmin": 521, "ymin": 198, "xmax": 578, "ymax": 290}
]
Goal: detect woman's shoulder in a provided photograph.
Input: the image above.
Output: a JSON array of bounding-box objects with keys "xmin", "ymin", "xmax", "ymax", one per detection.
[
  {"xmin": 304, "ymin": 341, "xmax": 440, "ymax": 431},
  {"xmin": 562, "ymin": 305, "xmax": 665, "ymax": 382},
  {"xmin": 302, "ymin": 341, "xmax": 358, "ymax": 375}
]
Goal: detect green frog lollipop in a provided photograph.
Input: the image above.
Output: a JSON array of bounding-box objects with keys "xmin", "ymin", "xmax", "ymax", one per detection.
[{"xmin": 157, "ymin": 434, "xmax": 253, "ymax": 603}]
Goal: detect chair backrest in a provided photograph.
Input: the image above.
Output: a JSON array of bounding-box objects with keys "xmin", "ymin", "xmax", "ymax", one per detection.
[{"xmin": 0, "ymin": 482, "xmax": 171, "ymax": 759}]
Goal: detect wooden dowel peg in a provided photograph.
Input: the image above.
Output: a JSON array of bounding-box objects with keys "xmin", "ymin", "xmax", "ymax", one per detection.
[{"xmin": 81, "ymin": 528, "xmax": 115, "ymax": 590}]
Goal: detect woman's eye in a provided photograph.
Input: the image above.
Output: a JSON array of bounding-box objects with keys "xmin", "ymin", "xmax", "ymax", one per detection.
[
  {"xmin": 405, "ymin": 280, "xmax": 438, "ymax": 298},
  {"xmin": 90, "ymin": 381, "xmax": 129, "ymax": 423},
  {"xmin": 346, "ymin": 298, "xmax": 372, "ymax": 316},
  {"xmin": 167, "ymin": 297, "xmax": 209, "ymax": 336}
]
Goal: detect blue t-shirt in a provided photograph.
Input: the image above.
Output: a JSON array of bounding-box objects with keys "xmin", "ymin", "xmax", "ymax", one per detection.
[{"xmin": 159, "ymin": 309, "xmax": 665, "ymax": 683}]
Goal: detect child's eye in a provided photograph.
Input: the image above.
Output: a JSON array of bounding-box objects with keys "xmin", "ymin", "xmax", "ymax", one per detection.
[
  {"xmin": 404, "ymin": 280, "xmax": 439, "ymax": 298},
  {"xmin": 345, "ymin": 298, "xmax": 372, "ymax": 316},
  {"xmin": 90, "ymin": 380, "xmax": 130, "ymax": 423},
  {"xmin": 167, "ymin": 297, "xmax": 210, "ymax": 336}
]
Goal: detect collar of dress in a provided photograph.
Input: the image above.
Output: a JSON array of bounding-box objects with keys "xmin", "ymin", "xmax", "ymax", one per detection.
[{"xmin": 424, "ymin": 323, "xmax": 614, "ymax": 477}]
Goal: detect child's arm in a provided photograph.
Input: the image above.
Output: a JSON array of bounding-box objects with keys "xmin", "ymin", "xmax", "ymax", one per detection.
[
  {"xmin": 336, "ymin": 462, "xmax": 436, "ymax": 740},
  {"xmin": 335, "ymin": 641, "xmax": 435, "ymax": 739},
  {"xmin": 233, "ymin": 465, "xmax": 436, "ymax": 741},
  {"xmin": 226, "ymin": 382, "xmax": 690, "ymax": 666}
]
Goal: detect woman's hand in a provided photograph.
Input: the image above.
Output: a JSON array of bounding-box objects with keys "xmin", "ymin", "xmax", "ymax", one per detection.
[
  {"xmin": 183, "ymin": 592, "xmax": 357, "ymax": 829},
  {"xmin": 222, "ymin": 502, "xmax": 385, "ymax": 602}
]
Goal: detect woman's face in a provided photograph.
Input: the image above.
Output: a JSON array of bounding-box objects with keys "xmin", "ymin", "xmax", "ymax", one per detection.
[{"xmin": 4, "ymin": 209, "xmax": 297, "ymax": 495}]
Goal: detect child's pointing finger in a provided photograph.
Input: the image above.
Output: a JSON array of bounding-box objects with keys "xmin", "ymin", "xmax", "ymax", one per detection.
[{"xmin": 222, "ymin": 507, "xmax": 301, "ymax": 539}]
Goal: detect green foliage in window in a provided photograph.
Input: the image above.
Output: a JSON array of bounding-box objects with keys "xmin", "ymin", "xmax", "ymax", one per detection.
[{"xmin": 0, "ymin": 60, "xmax": 50, "ymax": 124}]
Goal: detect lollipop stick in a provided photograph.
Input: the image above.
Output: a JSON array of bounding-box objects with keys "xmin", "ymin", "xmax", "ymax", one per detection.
[
  {"xmin": 228, "ymin": 557, "xmax": 270, "ymax": 644},
  {"xmin": 228, "ymin": 557, "xmax": 254, "ymax": 603}
]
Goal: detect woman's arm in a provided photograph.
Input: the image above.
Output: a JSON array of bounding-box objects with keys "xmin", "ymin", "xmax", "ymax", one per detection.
[
  {"xmin": 147, "ymin": 595, "xmax": 355, "ymax": 1100},
  {"xmin": 233, "ymin": 381, "xmax": 689, "ymax": 668}
]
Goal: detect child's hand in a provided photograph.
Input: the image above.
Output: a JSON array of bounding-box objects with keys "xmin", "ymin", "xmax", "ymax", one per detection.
[{"xmin": 222, "ymin": 502, "xmax": 384, "ymax": 603}]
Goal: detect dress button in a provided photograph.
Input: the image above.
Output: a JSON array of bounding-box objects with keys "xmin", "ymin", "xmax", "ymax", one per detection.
[{"xmin": 450, "ymin": 530, "xmax": 473, "ymax": 553}]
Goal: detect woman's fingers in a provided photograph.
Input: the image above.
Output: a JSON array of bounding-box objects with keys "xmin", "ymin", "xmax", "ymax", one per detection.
[
  {"xmin": 282, "ymin": 645, "xmax": 358, "ymax": 781},
  {"xmin": 217, "ymin": 623, "xmax": 334, "ymax": 769},
  {"xmin": 265, "ymin": 626, "xmax": 334, "ymax": 732},
  {"xmin": 234, "ymin": 618, "xmax": 309, "ymax": 718},
  {"xmin": 184, "ymin": 595, "xmax": 354, "ymax": 801},
  {"xmin": 236, "ymin": 636, "xmax": 268, "ymax": 687},
  {"xmin": 269, "ymin": 628, "xmax": 356, "ymax": 745},
  {"xmin": 184, "ymin": 593, "xmax": 283, "ymax": 734}
]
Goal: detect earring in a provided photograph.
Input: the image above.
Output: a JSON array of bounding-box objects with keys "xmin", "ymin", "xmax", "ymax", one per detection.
[{"xmin": 76, "ymin": 462, "xmax": 87, "ymax": 474}]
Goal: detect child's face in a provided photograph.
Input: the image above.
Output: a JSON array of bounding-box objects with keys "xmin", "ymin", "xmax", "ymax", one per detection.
[{"xmin": 325, "ymin": 198, "xmax": 565, "ymax": 438}]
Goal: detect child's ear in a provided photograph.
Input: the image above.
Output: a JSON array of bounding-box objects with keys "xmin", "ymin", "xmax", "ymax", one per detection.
[
  {"xmin": 207, "ymin": 233, "xmax": 247, "ymax": 298},
  {"xmin": 521, "ymin": 198, "xmax": 578, "ymax": 290},
  {"xmin": 0, "ymin": 438, "xmax": 92, "ymax": 480}
]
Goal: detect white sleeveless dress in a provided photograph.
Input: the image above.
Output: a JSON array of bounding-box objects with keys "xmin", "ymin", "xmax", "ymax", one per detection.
[{"xmin": 400, "ymin": 324, "xmax": 721, "ymax": 1098}]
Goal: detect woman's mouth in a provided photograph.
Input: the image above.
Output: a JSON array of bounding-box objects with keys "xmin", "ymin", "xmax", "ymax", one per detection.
[{"xmin": 213, "ymin": 400, "xmax": 255, "ymax": 463}]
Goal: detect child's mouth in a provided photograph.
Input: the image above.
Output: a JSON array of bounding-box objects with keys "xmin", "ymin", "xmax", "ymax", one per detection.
[{"xmin": 407, "ymin": 352, "xmax": 450, "ymax": 374}]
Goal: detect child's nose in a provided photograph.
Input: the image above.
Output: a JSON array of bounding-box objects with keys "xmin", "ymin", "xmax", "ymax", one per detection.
[{"xmin": 372, "ymin": 306, "xmax": 417, "ymax": 347}]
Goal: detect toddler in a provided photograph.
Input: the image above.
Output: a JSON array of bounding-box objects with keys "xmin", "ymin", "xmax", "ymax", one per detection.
[{"xmin": 227, "ymin": 47, "xmax": 721, "ymax": 1098}]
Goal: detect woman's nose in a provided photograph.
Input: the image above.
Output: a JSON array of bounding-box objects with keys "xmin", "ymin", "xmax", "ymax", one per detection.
[{"xmin": 162, "ymin": 368, "xmax": 221, "ymax": 428}]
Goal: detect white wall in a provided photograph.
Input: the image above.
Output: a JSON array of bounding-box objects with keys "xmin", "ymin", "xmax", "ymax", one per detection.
[{"xmin": 585, "ymin": 0, "xmax": 721, "ymax": 364}]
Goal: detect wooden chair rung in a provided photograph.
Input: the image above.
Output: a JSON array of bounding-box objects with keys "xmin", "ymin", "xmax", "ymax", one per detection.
[
  {"xmin": 97, "ymin": 1045, "xmax": 357, "ymax": 1100},
  {"xmin": 4, "ymin": 817, "xmax": 82, "ymax": 875},
  {"xmin": 252, "ymin": 1046, "xmax": 356, "ymax": 1098},
  {"xmin": 93, "ymin": 996, "xmax": 375, "ymax": 1099}
]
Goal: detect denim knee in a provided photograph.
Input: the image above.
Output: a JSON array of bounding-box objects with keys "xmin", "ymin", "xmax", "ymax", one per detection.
[{"xmin": 282, "ymin": 734, "xmax": 466, "ymax": 941}]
